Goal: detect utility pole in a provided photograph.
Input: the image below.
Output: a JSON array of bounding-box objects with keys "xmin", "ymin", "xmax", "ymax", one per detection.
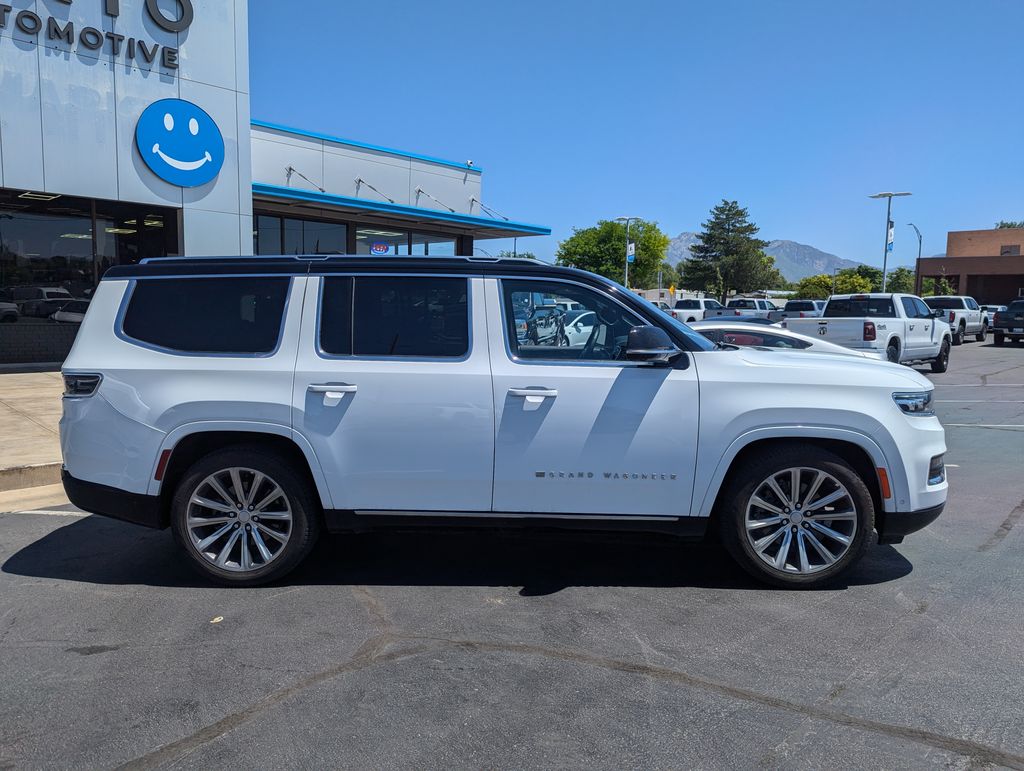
[{"xmin": 615, "ymin": 216, "xmax": 639, "ymax": 288}]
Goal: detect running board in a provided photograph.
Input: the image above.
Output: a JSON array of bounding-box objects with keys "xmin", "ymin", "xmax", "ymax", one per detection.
[{"xmin": 323, "ymin": 509, "xmax": 707, "ymax": 539}]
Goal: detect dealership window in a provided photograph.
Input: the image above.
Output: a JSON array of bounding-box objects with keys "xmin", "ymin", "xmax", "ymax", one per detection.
[
  {"xmin": 1000, "ymin": 244, "xmax": 1020, "ymax": 256},
  {"xmin": 355, "ymin": 228, "xmax": 409, "ymax": 255},
  {"xmin": 411, "ymin": 233, "xmax": 456, "ymax": 256},
  {"xmin": 254, "ymin": 215, "xmax": 348, "ymax": 255}
]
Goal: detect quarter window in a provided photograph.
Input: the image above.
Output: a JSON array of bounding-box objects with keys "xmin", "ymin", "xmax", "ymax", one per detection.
[
  {"xmin": 122, "ymin": 277, "xmax": 290, "ymax": 354},
  {"xmin": 319, "ymin": 276, "xmax": 469, "ymax": 358},
  {"xmin": 502, "ymin": 279, "xmax": 644, "ymax": 362}
]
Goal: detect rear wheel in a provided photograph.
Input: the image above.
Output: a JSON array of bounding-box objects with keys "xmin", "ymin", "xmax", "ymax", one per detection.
[
  {"xmin": 886, "ymin": 341, "xmax": 900, "ymax": 363},
  {"xmin": 718, "ymin": 445, "xmax": 873, "ymax": 588},
  {"xmin": 994, "ymin": 332, "xmax": 1004, "ymax": 346},
  {"xmin": 171, "ymin": 447, "xmax": 321, "ymax": 586},
  {"xmin": 975, "ymin": 322, "xmax": 987, "ymax": 343},
  {"xmin": 931, "ymin": 339, "xmax": 950, "ymax": 373},
  {"xmin": 953, "ymin": 324, "xmax": 965, "ymax": 345}
]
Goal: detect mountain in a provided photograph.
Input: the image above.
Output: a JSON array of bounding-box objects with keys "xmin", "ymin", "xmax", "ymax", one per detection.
[{"xmin": 667, "ymin": 232, "xmax": 864, "ymax": 282}]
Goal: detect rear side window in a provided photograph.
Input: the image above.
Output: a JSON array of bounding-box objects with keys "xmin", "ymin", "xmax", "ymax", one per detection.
[
  {"xmin": 823, "ymin": 298, "xmax": 896, "ymax": 318},
  {"xmin": 924, "ymin": 297, "xmax": 964, "ymax": 310},
  {"xmin": 319, "ymin": 276, "xmax": 469, "ymax": 358},
  {"xmin": 122, "ymin": 277, "xmax": 289, "ymax": 354}
]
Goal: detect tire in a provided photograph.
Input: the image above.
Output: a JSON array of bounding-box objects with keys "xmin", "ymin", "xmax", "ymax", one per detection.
[
  {"xmin": 687, "ymin": 317, "xmax": 696, "ymax": 323},
  {"xmin": 717, "ymin": 445, "xmax": 874, "ymax": 588},
  {"xmin": 170, "ymin": 446, "xmax": 321, "ymax": 586},
  {"xmin": 975, "ymin": 323, "xmax": 987, "ymax": 343},
  {"xmin": 994, "ymin": 332, "xmax": 1004, "ymax": 346},
  {"xmin": 952, "ymin": 324, "xmax": 965, "ymax": 345},
  {"xmin": 930, "ymin": 339, "xmax": 950, "ymax": 373},
  {"xmin": 886, "ymin": 341, "xmax": 900, "ymax": 363}
]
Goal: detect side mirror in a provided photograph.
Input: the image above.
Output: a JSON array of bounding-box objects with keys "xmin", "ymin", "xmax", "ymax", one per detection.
[
  {"xmin": 625, "ymin": 325, "xmax": 683, "ymax": 365},
  {"xmin": 931, "ymin": 309, "xmax": 945, "ymax": 319}
]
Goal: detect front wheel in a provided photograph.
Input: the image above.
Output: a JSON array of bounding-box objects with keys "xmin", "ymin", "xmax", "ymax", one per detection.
[
  {"xmin": 718, "ymin": 445, "xmax": 873, "ymax": 588},
  {"xmin": 975, "ymin": 323, "xmax": 987, "ymax": 343},
  {"xmin": 886, "ymin": 341, "xmax": 900, "ymax": 363},
  {"xmin": 931, "ymin": 339, "xmax": 950, "ymax": 373},
  {"xmin": 171, "ymin": 447, "xmax": 321, "ymax": 586}
]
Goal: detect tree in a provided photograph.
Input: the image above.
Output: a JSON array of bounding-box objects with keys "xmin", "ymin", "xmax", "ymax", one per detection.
[
  {"xmin": 996, "ymin": 220, "xmax": 1024, "ymax": 229},
  {"xmin": 679, "ymin": 200, "xmax": 783, "ymax": 301},
  {"xmin": 885, "ymin": 266, "xmax": 915, "ymax": 294},
  {"xmin": 834, "ymin": 272, "xmax": 873, "ymax": 294},
  {"xmin": 556, "ymin": 219, "xmax": 669, "ymax": 289},
  {"xmin": 657, "ymin": 261, "xmax": 679, "ymax": 289},
  {"xmin": 496, "ymin": 250, "xmax": 538, "ymax": 260},
  {"xmin": 848, "ymin": 265, "xmax": 883, "ymax": 291},
  {"xmin": 791, "ymin": 274, "xmax": 834, "ymax": 299},
  {"xmin": 921, "ymin": 275, "xmax": 955, "ymax": 296}
]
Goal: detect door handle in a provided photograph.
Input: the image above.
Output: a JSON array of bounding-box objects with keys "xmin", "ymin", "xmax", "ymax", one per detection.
[
  {"xmin": 508, "ymin": 388, "xmax": 558, "ymax": 399},
  {"xmin": 308, "ymin": 383, "xmax": 358, "ymax": 401}
]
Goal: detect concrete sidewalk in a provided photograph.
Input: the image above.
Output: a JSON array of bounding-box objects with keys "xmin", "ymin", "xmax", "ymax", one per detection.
[{"xmin": 0, "ymin": 372, "xmax": 64, "ymax": 492}]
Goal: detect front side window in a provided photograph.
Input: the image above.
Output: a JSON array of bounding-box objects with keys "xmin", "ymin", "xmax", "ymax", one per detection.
[
  {"xmin": 319, "ymin": 276, "xmax": 469, "ymax": 358},
  {"xmin": 912, "ymin": 298, "xmax": 933, "ymax": 319},
  {"xmin": 122, "ymin": 277, "xmax": 290, "ymax": 354},
  {"xmin": 502, "ymin": 279, "xmax": 644, "ymax": 362},
  {"xmin": 901, "ymin": 297, "xmax": 918, "ymax": 318}
]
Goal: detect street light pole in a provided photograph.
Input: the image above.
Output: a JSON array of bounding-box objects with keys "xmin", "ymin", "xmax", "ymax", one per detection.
[
  {"xmin": 615, "ymin": 216, "xmax": 639, "ymax": 288},
  {"xmin": 868, "ymin": 192, "xmax": 912, "ymax": 292},
  {"xmin": 907, "ymin": 223, "xmax": 922, "ymax": 262}
]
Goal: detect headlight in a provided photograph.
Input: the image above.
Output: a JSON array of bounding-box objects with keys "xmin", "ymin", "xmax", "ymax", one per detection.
[{"xmin": 892, "ymin": 391, "xmax": 934, "ymax": 416}]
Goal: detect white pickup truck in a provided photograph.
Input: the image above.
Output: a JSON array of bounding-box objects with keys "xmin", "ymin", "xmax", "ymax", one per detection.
[
  {"xmin": 767, "ymin": 299, "xmax": 827, "ymax": 323},
  {"xmin": 784, "ymin": 293, "xmax": 952, "ymax": 372},
  {"xmin": 673, "ymin": 297, "xmax": 725, "ymax": 322},
  {"xmin": 707, "ymin": 297, "xmax": 780, "ymax": 319},
  {"xmin": 922, "ymin": 296, "xmax": 987, "ymax": 345}
]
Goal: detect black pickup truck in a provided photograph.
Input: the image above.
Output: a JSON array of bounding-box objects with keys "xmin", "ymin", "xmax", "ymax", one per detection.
[{"xmin": 992, "ymin": 300, "xmax": 1024, "ymax": 346}]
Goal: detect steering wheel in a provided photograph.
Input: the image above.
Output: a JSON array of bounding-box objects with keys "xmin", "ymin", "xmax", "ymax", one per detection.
[{"xmin": 581, "ymin": 322, "xmax": 603, "ymax": 359}]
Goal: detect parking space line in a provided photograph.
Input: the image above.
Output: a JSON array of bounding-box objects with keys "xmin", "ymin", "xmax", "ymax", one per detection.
[{"xmin": 944, "ymin": 424, "xmax": 1024, "ymax": 429}]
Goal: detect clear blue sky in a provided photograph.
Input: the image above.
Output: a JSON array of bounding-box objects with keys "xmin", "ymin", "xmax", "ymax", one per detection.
[{"xmin": 249, "ymin": 0, "xmax": 1023, "ymax": 267}]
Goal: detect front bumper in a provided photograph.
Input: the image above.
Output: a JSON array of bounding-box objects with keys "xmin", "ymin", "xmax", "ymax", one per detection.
[
  {"xmin": 62, "ymin": 469, "xmax": 165, "ymax": 529},
  {"xmin": 875, "ymin": 502, "xmax": 945, "ymax": 544}
]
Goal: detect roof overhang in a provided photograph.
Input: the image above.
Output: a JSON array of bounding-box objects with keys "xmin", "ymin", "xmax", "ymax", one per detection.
[{"xmin": 251, "ymin": 182, "xmax": 550, "ymax": 240}]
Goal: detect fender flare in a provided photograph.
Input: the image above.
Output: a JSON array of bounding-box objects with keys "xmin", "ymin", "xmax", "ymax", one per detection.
[
  {"xmin": 694, "ymin": 425, "xmax": 898, "ymax": 518},
  {"xmin": 146, "ymin": 420, "xmax": 335, "ymax": 509}
]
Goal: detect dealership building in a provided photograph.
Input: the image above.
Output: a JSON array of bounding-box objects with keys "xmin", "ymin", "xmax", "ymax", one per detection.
[
  {"xmin": 916, "ymin": 228, "xmax": 1024, "ymax": 304},
  {"xmin": 0, "ymin": 0, "xmax": 549, "ymax": 364}
]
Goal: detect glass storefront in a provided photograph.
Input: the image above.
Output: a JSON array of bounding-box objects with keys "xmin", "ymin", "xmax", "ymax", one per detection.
[
  {"xmin": 0, "ymin": 187, "xmax": 178, "ymax": 364},
  {"xmin": 254, "ymin": 215, "xmax": 348, "ymax": 255}
]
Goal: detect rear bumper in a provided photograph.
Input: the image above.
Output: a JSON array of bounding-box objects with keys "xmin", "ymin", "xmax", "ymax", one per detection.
[
  {"xmin": 875, "ymin": 502, "xmax": 945, "ymax": 545},
  {"xmin": 62, "ymin": 469, "xmax": 165, "ymax": 529}
]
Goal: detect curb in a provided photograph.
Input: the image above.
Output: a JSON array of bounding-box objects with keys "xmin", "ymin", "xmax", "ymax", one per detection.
[{"xmin": 0, "ymin": 462, "xmax": 63, "ymax": 493}]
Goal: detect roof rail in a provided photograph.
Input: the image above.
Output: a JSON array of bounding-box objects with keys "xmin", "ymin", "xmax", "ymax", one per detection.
[{"xmin": 140, "ymin": 254, "xmax": 543, "ymax": 265}]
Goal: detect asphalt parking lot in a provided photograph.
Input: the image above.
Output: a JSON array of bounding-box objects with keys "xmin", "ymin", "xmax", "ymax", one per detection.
[{"xmin": 2, "ymin": 341, "xmax": 1023, "ymax": 769}]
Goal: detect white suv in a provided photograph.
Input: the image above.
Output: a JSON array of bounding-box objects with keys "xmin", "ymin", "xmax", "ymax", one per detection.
[{"xmin": 60, "ymin": 256, "xmax": 948, "ymax": 588}]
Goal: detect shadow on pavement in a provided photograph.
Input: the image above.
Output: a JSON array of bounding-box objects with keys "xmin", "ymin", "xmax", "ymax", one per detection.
[{"xmin": 2, "ymin": 514, "xmax": 913, "ymax": 594}]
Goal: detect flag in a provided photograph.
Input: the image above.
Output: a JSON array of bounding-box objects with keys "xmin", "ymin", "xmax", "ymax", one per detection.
[{"xmin": 886, "ymin": 219, "xmax": 895, "ymax": 253}]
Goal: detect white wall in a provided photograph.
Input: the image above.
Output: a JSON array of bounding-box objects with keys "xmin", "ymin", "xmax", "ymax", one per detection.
[
  {"xmin": 251, "ymin": 124, "xmax": 483, "ymax": 217},
  {"xmin": 0, "ymin": 0, "xmax": 252, "ymax": 255}
]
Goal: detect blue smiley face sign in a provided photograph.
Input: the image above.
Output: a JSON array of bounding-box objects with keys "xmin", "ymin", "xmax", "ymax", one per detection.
[{"xmin": 135, "ymin": 99, "xmax": 225, "ymax": 188}]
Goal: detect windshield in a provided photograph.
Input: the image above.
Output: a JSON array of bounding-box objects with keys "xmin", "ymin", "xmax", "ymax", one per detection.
[
  {"xmin": 823, "ymin": 298, "xmax": 897, "ymax": 318},
  {"xmin": 924, "ymin": 297, "xmax": 964, "ymax": 310},
  {"xmin": 1007, "ymin": 301, "xmax": 1024, "ymax": 312},
  {"xmin": 784, "ymin": 301, "xmax": 815, "ymax": 311}
]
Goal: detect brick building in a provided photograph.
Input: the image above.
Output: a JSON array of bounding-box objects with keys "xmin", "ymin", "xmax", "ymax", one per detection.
[{"xmin": 916, "ymin": 228, "xmax": 1024, "ymax": 303}]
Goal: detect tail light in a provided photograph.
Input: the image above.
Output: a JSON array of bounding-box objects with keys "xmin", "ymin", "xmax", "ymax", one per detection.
[
  {"xmin": 63, "ymin": 373, "xmax": 102, "ymax": 397},
  {"xmin": 799, "ymin": 311, "xmax": 807, "ymax": 318},
  {"xmin": 863, "ymin": 321, "xmax": 876, "ymax": 341},
  {"xmin": 948, "ymin": 311, "xmax": 955, "ymax": 324},
  {"xmin": 734, "ymin": 310, "xmax": 741, "ymax": 315}
]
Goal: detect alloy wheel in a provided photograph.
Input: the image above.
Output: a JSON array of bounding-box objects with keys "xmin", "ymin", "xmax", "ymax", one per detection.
[
  {"xmin": 744, "ymin": 466, "xmax": 858, "ymax": 575},
  {"xmin": 186, "ymin": 467, "xmax": 293, "ymax": 573}
]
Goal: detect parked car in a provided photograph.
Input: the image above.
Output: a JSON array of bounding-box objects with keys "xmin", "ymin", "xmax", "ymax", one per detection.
[
  {"xmin": 51, "ymin": 299, "xmax": 91, "ymax": 324},
  {"xmin": 980, "ymin": 305, "xmax": 1007, "ymax": 327},
  {"xmin": 767, "ymin": 299, "xmax": 827, "ymax": 323},
  {"xmin": 0, "ymin": 301, "xmax": 19, "ymax": 323},
  {"xmin": 922, "ymin": 296, "xmax": 986, "ymax": 344},
  {"xmin": 12, "ymin": 286, "xmax": 73, "ymax": 318},
  {"xmin": 992, "ymin": 300, "xmax": 1024, "ymax": 346},
  {"xmin": 784, "ymin": 293, "xmax": 952, "ymax": 371},
  {"xmin": 690, "ymin": 321, "xmax": 885, "ymax": 359},
  {"xmin": 561, "ymin": 309, "xmax": 597, "ymax": 346},
  {"xmin": 650, "ymin": 300, "xmax": 680, "ymax": 320},
  {"xmin": 673, "ymin": 298, "xmax": 725, "ymax": 322},
  {"xmin": 708, "ymin": 297, "xmax": 780, "ymax": 319},
  {"xmin": 61, "ymin": 256, "xmax": 947, "ymax": 589}
]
